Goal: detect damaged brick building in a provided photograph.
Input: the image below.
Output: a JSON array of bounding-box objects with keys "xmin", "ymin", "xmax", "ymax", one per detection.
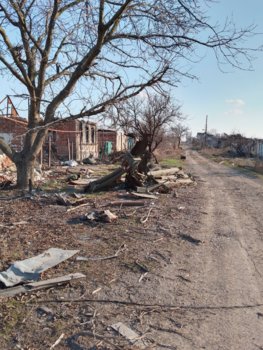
[{"xmin": 0, "ymin": 96, "xmax": 99, "ymax": 166}]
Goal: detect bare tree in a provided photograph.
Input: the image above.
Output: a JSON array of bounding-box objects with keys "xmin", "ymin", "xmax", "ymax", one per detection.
[
  {"xmin": 0, "ymin": 0, "xmax": 258, "ymax": 188},
  {"xmin": 171, "ymin": 123, "xmax": 189, "ymax": 149},
  {"xmin": 114, "ymin": 93, "xmax": 181, "ymax": 158}
]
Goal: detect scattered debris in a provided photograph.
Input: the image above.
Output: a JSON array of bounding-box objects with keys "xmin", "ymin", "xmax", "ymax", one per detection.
[
  {"xmin": 61, "ymin": 160, "xmax": 78, "ymax": 167},
  {"xmin": 0, "ymin": 273, "xmax": 85, "ymax": 298},
  {"xmin": 92, "ymin": 287, "xmax": 102, "ymax": 295},
  {"xmin": 66, "ymin": 331, "xmax": 122, "ymax": 350},
  {"xmin": 66, "ymin": 201, "xmax": 92, "ymax": 212},
  {"xmin": 50, "ymin": 333, "xmax": 65, "ymax": 350},
  {"xmin": 36, "ymin": 306, "xmax": 54, "ymax": 319},
  {"xmin": 76, "ymin": 244, "xmax": 126, "ymax": 261},
  {"xmin": 140, "ymin": 207, "xmax": 153, "ymax": 224},
  {"xmin": 66, "ymin": 173, "xmax": 80, "ymax": 182},
  {"xmin": 82, "ymin": 157, "xmax": 97, "ymax": 165},
  {"xmin": 111, "ymin": 322, "xmax": 147, "ymax": 348},
  {"xmin": 177, "ymin": 206, "xmax": 185, "ymax": 211},
  {"xmin": 85, "ymin": 209, "xmax": 118, "ymax": 223},
  {"xmin": 179, "ymin": 233, "xmax": 202, "ymax": 245},
  {"xmin": 176, "ymin": 275, "xmax": 191, "ymax": 283},
  {"xmin": 0, "ymin": 220, "xmax": 28, "ymax": 229},
  {"xmin": 80, "ymin": 149, "xmax": 193, "ymax": 195},
  {"xmin": 131, "ymin": 192, "xmax": 158, "ymax": 200},
  {"xmin": 139, "ymin": 272, "xmax": 148, "ymax": 283},
  {"xmin": 135, "ymin": 261, "xmax": 149, "ymax": 273},
  {"xmin": 0, "ymin": 248, "xmax": 79, "ymax": 287},
  {"xmin": 56, "ymin": 193, "xmax": 90, "ymax": 207},
  {"xmin": 67, "ymin": 178, "xmax": 93, "ymax": 186},
  {"xmin": 149, "ymin": 167, "xmax": 180, "ymax": 178},
  {"xmin": 150, "ymin": 324, "xmax": 191, "ymax": 341},
  {"xmin": 107, "ymin": 200, "xmax": 145, "ymax": 207},
  {"xmin": 147, "ymin": 181, "xmax": 169, "ymax": 193},
  {"xmin": 166, "ymin": 178, "xmax": 194, "ymax": 188}
]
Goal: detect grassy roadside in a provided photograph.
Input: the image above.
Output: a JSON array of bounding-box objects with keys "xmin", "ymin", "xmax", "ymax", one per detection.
[{"xmin": 159, "ymin": 157, "xmax": 184, "ymax": 168}]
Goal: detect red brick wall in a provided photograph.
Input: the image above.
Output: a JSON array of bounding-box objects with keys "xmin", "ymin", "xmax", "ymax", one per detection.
[
  {"xmin": 0, "ymin": 116, "xmax": 27, "ymax": 152},
  {"xmin": 48, "ymin": 120, "xmax": 78, "ymax": 159}
]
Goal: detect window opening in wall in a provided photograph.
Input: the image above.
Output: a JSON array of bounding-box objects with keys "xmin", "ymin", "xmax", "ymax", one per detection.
[
  {"xmin": 86, "ymin": 125, "xmax": 90, "ymax": 143},
  {"xmin": 91, "ymin": 127, "xmax": 95, "ymax": 144},
  {"xmin": 48, "ymin": 130, "xmax": 57, "ymax": 142}
]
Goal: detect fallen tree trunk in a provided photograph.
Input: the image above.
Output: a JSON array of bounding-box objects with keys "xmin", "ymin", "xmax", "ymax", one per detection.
[
  {"xmin": 85, "ymin": 153, "xmax": 140, "ymax": 193},
  {"xmin": 85, "ymin": 167, "xmax": 126, "ymax": 192}
]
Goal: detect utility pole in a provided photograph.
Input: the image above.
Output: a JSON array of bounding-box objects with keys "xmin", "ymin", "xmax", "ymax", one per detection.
[{"xmin": 204, "ymin": 115, "xmax": 208, "ymax": 148}]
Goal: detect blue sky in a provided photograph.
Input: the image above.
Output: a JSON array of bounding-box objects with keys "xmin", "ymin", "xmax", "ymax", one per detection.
[
  {"xmin": 1, "ymin": 1, "xmax": 263, "ymax": 138},
  {"xmin": 175, "ymin": 0, "xmax": 263, "ymax": 138}
]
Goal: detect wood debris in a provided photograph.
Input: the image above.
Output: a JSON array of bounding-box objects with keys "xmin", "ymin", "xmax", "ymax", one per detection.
[
  {"xmin": 76, "ymin": 244, "xmax": 126, "ymax": 261},
  {"xmin": 179, "ymin": 233, "xmax": 202, "ymax": 245},
  {"xmin": 149, "ymin": 167, "xmax": 180, "ymax": 178},
  {"xmin": 131, "ymin": 192, "xmax": 158, "ymax": 200},
  {"xmin": 107, "ymin": 200, "xmax": 145, "ymax": 207},
  {"xmin": 49, "ymin": 333, "xmax": 65, "ymax": 350},
  {"xmin": 0, "ymin": 273, "xmax": 85, "ymax": 298},
  {"xmin": 111, "ymin": 322, "xmax": 147, "ymax": 348},
  {"xmin": 56, "ymin": 193, "xmax": 90, "ymax": 206},
  {"xmin": 140, "ymin": 207, "xmax": 153, "ymax": 224},
  {"xmin": 85, "ymin": 209, "xmax": 118, "ymax": 223}
]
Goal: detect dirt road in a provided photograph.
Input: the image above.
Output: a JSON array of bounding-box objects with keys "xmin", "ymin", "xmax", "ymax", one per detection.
[{"xmin": 180, "ymin": 151, "xmax": 263, "ymax": 350}]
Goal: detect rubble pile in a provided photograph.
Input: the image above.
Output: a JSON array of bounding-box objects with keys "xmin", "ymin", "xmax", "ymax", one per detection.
[{"xmin": 84, "ymin": 152, "xmax": 194, "ymax": 194}]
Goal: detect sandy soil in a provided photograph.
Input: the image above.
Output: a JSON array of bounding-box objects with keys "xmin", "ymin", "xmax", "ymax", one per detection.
[{"xmin": 0, "ymin": 152, "xmax": 263, "ymax": 349}]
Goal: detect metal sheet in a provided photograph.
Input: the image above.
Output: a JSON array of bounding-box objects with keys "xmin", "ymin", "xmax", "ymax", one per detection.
[{"xmin": 0, "ymin": 248, "xmax": 79, "ymax": 287}]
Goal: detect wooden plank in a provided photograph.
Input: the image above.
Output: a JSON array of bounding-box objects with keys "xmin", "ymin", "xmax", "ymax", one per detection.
[
  {"xmin": 108, "ymin": 200, "xmax": 145, "ymax": 207},
  {"xmin": 0, "ymin": 273, "xmax": 85, "ymax": 298},
  {"xmin": 111, "ymin": 322, "xmax": 146, "ymax": 348},
  {"xmin": 131, "ymin": 192, "xmax": 158, "ymax": 200}
]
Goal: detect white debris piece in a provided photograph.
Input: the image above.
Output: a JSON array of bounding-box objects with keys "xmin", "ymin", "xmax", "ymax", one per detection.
[
  {"xmin": 0, "ymin": 248, "xmax": 79, "ymax": 287},
  {"xmin": 111, "ymin": 322, "xmax": 146, "ymax": 348},
  {"xmin": 61, "ymin": 160, "xmax": 78, "ymax": 167}
]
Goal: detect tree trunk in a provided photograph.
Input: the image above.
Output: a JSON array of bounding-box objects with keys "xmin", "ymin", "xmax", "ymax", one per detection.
[
  {"xmin": 178, "ymin": 137, "xmax": 181, "ymax": 148},
  {"xmin": 16, "ymin": 159, "xmax": 35, "ymax": 189}
]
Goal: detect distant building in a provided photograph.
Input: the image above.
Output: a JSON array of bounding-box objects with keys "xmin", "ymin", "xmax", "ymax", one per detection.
[
  {"xmin": 254, "ymin": 139, "xmax": 263, "ymax": 158},
  {"xmin": 196, "ymin": 132, "xmax": 220, "ymax": 148},
  {"xmin": 195, "ymin": 131, "xmax": 263, "ymax": 159}
]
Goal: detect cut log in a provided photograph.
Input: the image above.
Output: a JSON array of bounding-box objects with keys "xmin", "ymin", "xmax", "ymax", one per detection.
[{"xmin": 149, "ymin": 167, "xmax": 180, "ymax": 178}]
